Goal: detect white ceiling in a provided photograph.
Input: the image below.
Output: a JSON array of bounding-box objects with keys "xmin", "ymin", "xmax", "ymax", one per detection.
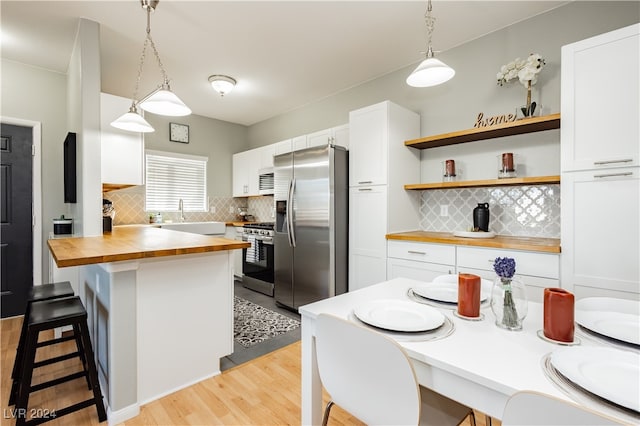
[{"xmin": 1, "ymin": 1, "xmax": 567, "ymax": 126}]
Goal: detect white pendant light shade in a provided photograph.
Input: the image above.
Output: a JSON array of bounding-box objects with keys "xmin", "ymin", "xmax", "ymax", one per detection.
[
  {"xmin": 139, "ymin": 87, "xmax": 192, "ymax": 116},
  {"xmin": 110, "ymin": 106, "xmax": 155, "ymax": 133},
  {"xmin": 406, "ymin": 57, "xmax": 455, "ymax": 87}
]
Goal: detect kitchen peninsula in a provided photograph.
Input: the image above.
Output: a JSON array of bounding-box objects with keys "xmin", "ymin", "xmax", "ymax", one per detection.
[{"xmin": 47, "ymin": 226, "xmax": 249, "ymax": 424}]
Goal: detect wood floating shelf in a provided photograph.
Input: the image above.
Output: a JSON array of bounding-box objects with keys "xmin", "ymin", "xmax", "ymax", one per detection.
[
  {"xmin": 405, "ymin": 113, "xmax": 561, "ymax": 149},
  {"xmin": 404, "ymin": 175, "xmax": 561, "ymax": 191},
  {"xmin": 102, "ymin": 183, "xmax": 135, "ymax": 193}
]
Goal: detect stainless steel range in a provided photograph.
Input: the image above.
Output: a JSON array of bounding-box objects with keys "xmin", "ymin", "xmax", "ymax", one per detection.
[{"xmin": 241, "ymin": 222, "xmax": 275, "ymax": 296}]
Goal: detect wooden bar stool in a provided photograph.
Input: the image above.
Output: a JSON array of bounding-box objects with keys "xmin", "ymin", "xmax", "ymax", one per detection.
[
  {"xmin": 13, "ymin": 296, "xmax": 107, "ymax": 426},
  {"xmin": 9, "ymin": 281, "xmax": 76, "ymax": 406}
]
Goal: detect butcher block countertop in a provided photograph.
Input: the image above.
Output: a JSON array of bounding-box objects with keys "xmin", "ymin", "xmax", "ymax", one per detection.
[
  {"xmin": 48, "ymin": 226, "xmax": 250, "ymax": 268},
  {"xmin": 386, "ymin": 231, "xmax": 561, "ymax": 253}
]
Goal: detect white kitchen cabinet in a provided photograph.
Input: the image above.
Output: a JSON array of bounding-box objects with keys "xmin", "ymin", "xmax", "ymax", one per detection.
[
  {"xmin": 225, "ymin": 225, "xmax": 244, "ymax": 279},
  {"xmin": 100, "ymin": 93, "xmax": 145, "ymax": 186},
  {"xmin": 561, "ymin": 24, "xmax": 639, "ymax": 172},
  {"xmin": 387, "ymin": 241, "xmax": 455, "ymax": 283},
  {"xmin": 233, "ymin": 145, "xmax": 276, "ymax": 197},
  {"xmin": 348, "ymin": 101, "xmax": 421, "ymax": 290},
  {"xmin": 456, "ymin": 246, "xmax": 560, "ymax": 303},
  {"xmin": 561, "ymin": 168, "xmax": 639, "ymax": 300},
  {"xmin": 349, "ymin": 185, "xmax": 387, "ymax": 291},
  {"xmin": 306, "ymin": 124, "xmax": 349, "ymax": 150},
  {"xmin": 561, "ymin": 24, "xmax": 640, "ymax": 301}
]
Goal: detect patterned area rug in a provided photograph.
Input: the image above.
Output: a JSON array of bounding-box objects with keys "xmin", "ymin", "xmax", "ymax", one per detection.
[{"xmin": 234, "ymin": 296, "xmax": 300, "ymax": 348}]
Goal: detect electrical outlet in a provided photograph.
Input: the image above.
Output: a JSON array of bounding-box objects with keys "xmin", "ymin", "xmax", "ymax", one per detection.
[
  {"xmin": 210, "ymin": 206, "xmax": 216, "ymax": 214},
  {"xmin": 229, "ymin": 206, "xmax": 235, "ymax": 213},
  {"xmin": 440, "ymin": 205, "xmax": 449, "ymax": 217}
]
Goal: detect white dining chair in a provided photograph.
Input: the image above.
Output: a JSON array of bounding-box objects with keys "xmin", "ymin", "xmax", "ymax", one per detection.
[
  {"xmin": 501, "ymin": 390, "xmax": 624, "ymax": 425},
  {"xmin": 315, "ymin": 313, "xmax": 476, "ymax": 426}
]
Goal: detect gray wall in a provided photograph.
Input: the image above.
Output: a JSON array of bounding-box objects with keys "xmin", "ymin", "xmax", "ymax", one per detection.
[
  {"xmin": 144, "ymin": 113, "xmax": 248, "ymax": 197},
  {"xmin": 1, "ymin": 58, "xmax": 68, "ymax": 281},
  {"xmin": 246, "ymin": 1, "xmax": 640, "ymax": 148}
]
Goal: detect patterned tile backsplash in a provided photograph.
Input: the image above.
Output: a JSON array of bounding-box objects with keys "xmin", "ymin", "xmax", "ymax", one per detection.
[
  {"xmin": 419, "ymin": 184, "xmax": 560, "ymax": 238},
  {"xmin": 105, "ymin": 185, "xmax": 275, "ymax": 225},
  {"xmin": 107, "ymin": 184, "xmax": 558, "ymax": 238}
]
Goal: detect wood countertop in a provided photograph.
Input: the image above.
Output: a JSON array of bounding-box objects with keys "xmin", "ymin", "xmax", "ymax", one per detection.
[
  {"xmin": 386, "ymin": 231, "xmax": 561, "ymax": 253},
  {"xmin": 48, "ymin": 226, "xmax": 250, "ymax": 268}
]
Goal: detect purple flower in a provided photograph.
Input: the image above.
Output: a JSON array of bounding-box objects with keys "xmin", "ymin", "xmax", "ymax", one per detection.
[{"xmin": 494, "ymin": 257, "xmax": 516, "ymax": 279}]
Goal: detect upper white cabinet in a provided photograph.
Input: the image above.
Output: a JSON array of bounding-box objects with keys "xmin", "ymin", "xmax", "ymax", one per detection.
[
  {"xmin": 100, "ymin": 93, "xmax": 145, "ymax": 186},
  {"xmin": 561, "ymin": 24, "xmax": 640, "ymax": 301},
  {"xmin": 561, "ymin": 24, "xmax": 639, "ymax": 172},
  {"xmin": 232, "ymin": 148, "xmax": 260, "ymax": 197},
  {"xmin": 349, "ymin": 102, "xmax": 419, "ymax": 187},
  {"xmin": 306, "ymin": 124, "xmax": 349, "ymax": 150}
]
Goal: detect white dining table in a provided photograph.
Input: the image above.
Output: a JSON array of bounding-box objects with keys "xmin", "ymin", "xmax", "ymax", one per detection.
[{"xmin": 298, "ymin": 277, "xmax": 636, "ymax": 425}]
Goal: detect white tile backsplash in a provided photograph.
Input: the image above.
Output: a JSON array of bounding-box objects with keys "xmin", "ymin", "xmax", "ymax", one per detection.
[
  {"xmin": 419, "ymin": 184, "xmax": 560, "ymax": 238},
  {"xmin": 105, "ymin": 185, "xmax": 275, "ymax": 225}
]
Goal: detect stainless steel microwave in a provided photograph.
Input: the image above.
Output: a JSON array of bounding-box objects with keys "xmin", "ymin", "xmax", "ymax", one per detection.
[{"xmin": 258, "ymin": 168, "xmax": 274, "ymax": 195}]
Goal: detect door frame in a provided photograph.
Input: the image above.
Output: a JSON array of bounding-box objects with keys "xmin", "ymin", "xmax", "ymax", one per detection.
[{"xmin": 1, "ymin": 116, "xmax": 42, "ymax": 286}]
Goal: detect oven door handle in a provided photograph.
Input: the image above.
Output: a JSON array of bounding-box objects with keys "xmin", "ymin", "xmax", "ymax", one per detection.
[{"xmin": 288, "ymin": 178, "xmax": 296, "ymax": 248}]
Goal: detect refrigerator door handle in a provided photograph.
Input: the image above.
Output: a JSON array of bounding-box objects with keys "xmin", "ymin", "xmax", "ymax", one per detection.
[
  {"xmin": 289, "ymin": 178, "xmax": 297, "ymax": 247},
  {"xmin": 286, "ymin": 178, "xmax": 295, "ymax": 247}
]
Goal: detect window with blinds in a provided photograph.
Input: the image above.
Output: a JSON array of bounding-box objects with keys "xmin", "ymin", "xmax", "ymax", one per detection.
[{"xmin": 145, "ymin": 150, "xmax": 208, "ymax": 212}]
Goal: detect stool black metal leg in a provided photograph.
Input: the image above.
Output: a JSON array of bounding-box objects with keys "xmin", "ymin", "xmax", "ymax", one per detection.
[
  {"xmin": 15, "ymin": 329, "xmax": 39, "ymax": 426},
  {"xmin": 78, "ymin": 320, "xmax": 107, "ymax": 422},
  {"xmin": 9, "ymin": 305, "xmax": 31, "ymax": 406},
  {"xmin": 72, "ymin": 323, "xmax": 91, "ymax": 390}
]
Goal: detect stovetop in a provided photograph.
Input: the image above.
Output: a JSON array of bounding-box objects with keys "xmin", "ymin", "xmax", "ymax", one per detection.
[{"xmin": 243, "ymin": 222, "xmax": 275, "ymax": 230}]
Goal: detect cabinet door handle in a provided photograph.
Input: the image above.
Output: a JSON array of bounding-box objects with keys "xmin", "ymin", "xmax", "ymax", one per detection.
[
  {"xmin": 358, "ymin": 181, "xmax": 373, "ymax": 184},
  {"xmin": 408, "ymin": 250, "xmax": 426, "ymax": 255},
  {"xmin": 358, "ymin": 188, "xmax": 372, "ymax": 191},
  {"xmin": 593, "ymin": 159, "xmax": 633, "ymax": 165},
  {"xmin": 594, "ymin": 172, "xmax": 634, "ymax": 179}
]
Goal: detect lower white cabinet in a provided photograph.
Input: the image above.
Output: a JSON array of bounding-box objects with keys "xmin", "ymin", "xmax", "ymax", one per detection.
[
  {"xmin": 457, "ymin": 246, "xmax": 559, "ymax": 303},
  {"xmin": 386, "ymin": 240, "xmax": 560, "ymax": 303},
  {"xmin": 387, "ymin": 241, "xmax": 455, "ymax": 282},
  {"xmin": 349, "ymin": 185, "xmax": 387, "ymax": 291},
  {"xmin": 561, "ymin": 167, "xmax": 639, "ymax": 300},
  {"xmin": 225, "ymin": 225, "xmax": 244, "ymax": 279}
]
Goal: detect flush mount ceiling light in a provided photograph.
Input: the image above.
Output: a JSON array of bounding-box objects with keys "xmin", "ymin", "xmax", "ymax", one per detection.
[
  {"xmin": 111, "ymin": 0, "xmax": 191, "ymax": 133},
  {"xmin": 208, "ymin": 75, "xmax": 237, "ymax": 97},
  {"xmin": 406, "ymin": 0, "xmax": 455, "ymax": 88}
]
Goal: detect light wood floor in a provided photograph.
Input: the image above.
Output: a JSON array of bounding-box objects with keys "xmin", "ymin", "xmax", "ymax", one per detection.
[{"xmin": 1, "ymin": 316, "xmax": 495, "ymax": 425}]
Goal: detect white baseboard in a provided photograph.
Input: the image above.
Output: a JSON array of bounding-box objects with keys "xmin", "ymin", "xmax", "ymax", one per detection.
[{"xmin": 107, "ymin": 402, "xmax": 140, "ymax": 426}]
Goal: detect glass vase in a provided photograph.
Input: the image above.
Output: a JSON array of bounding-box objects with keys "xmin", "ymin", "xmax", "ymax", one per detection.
[{"xmin": 490, "ymin": 276, "xmax": 528, "ymax": 331}]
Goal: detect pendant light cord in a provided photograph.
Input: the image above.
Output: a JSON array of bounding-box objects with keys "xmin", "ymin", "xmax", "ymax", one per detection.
[
  {"xmin": 424, "ymin": 0, "xmax": 436, "ymax": 58},
  {"xmin": 130, "ymin": 4, "xmax": 170, "ymax": 108}
]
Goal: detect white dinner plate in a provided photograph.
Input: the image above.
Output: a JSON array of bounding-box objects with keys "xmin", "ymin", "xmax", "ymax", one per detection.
[
  {"xmin": 452, "ymin": 230, "xmax": 496, "ymax": 239},
  {"xmin": 353, "ymin": 299, "xmax": 445, "ymax": 332},
  {"xmin": 412, "ymin": 281, "xmax": 491, "ymax": 304},
  {"xmin": 550, "ymin": 346, "xmax": 640, "ymax": 412},
  {"xmin": 575, "ymin": 297, "xmax": 640, "ymax": 345}
]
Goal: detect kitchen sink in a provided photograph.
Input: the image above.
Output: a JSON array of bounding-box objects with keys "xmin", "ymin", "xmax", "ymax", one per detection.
[{"xmin": 158, "ymin": 221, "xmax": 226, "ymax": 235}]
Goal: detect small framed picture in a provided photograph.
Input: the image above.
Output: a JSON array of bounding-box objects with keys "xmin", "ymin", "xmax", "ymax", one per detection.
[{"xmin": 170, "ymin": 122, "xmax": 189, "ymax": 143}]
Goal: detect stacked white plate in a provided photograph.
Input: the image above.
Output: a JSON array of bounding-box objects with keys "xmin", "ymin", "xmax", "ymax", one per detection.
[
  {"xmin": 411, "ymin": 274, "xmax": 492, "ymax": 304},
  {"xmin": 575, "ymin": 297, "xmax": 640, "ymax": 345},
  {"xmin": 353, "ymin": 299, "xmax": 445, "ymax": 332},
  {"xmin": 550, "ymin": 346, "xmax": 640, "ymax": 412}
]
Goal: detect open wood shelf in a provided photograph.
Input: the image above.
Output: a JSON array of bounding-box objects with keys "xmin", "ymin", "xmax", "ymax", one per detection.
[
  {"xmin": 103, "ymin": 183, "xmax": 136, "ymax": 193},
  {"xmin": 405, "ymin": 113, "xmax": 561, "ymax": 149},
  {"xmin": 404, "ymin": 175, "xmax": 560, "ymax": 191}
]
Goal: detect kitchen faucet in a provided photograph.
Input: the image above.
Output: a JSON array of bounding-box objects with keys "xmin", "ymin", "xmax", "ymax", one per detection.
[{"xmin": 178, "ymin": 199, "xmax": 185, "ymax": 222}]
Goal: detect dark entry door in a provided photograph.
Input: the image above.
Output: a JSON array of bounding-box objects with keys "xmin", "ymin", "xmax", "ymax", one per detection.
[{"xmin": 1, "ymin": 123, "xmax": 33, "ymax": 318}]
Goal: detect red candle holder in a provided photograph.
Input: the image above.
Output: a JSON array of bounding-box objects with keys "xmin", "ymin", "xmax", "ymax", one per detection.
[
  {"xmin": 543, "ymin": 288, "xmax": 575, "ymax": 342},
  {"xmin": 458, "ymin": 274, "xmax": 481, "ymax": 318}
]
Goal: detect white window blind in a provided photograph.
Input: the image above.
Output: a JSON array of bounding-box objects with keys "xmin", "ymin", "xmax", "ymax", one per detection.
[{"xmin": 145, "ymin": 150, "xmax": 208, "ymax": 212}]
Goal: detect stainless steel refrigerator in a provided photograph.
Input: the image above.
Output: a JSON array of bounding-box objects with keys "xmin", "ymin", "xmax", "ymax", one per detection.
[{"xmin": 274, "ymin": 144, "xmax": 348, "ymax": 310}]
